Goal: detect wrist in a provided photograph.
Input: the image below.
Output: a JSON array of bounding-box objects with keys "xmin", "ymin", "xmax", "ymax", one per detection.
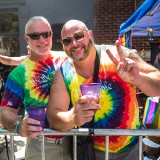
[{"xmin": 14, "ymin": 120, "xmax": 22, "ymax": 134}]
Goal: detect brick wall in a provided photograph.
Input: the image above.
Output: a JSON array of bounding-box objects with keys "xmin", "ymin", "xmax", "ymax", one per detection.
[
  {"xmin": 94, "ymin": 0, "xmax": 135, "ymax": 44},
  {"xmin": 94, "ymin": 0, "xmax": 160, "ymax": 52}
]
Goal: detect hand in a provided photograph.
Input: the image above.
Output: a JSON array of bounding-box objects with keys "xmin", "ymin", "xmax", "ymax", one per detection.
[
  {"xmin": 18, "ymin": 117, "xmax": 43, "ymax": 138},
  {"xmin": 72, "ymin": 95, "xmax": 100, "ymax": 127},
  {"xmin": 106, "ymin": 40, "xmax": 140, "ymax": 84}
]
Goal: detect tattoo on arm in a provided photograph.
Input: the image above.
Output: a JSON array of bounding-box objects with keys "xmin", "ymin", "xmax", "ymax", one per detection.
[
  {"xmin": 123, "ymin": 48, "xmax": 145, "ymax": 63},
  {"xmin": 51, "ymin": 74, "xmax": 58, "ymax": 85}
]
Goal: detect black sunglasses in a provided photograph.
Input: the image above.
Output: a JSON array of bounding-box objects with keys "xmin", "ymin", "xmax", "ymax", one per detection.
[
  {"xmin": 26, "ymin": 31, "xmax": 52, "ymax": 40},
  {"xmin": 62, "ymin": 31, "xmax": 85, "ymax": 46}
]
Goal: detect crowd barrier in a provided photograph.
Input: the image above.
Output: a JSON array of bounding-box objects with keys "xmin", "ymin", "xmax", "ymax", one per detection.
[{"xmin": 0, "ymin": 128, "xmax": 160, "ymax": 160}]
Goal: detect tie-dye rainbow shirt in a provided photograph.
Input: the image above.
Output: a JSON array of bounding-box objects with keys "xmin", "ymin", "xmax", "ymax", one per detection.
[
  {"xmin": 60, "ymin": 45, "xmax": 141, "ymax": 153},
  {"xmin": 1, "ymin": 51, "xmax": 67, "ymax": 114}
]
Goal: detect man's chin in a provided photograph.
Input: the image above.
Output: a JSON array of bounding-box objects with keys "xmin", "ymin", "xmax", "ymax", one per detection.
[
  {"xmin": 36, "ymin": 50, "xmax": 50, "ymax": 56},
  {"xmin": 73, "ymin": 55, "xmax": 88, "ymax": 61}
]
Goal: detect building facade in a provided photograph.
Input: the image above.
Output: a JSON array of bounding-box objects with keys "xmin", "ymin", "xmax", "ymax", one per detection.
[
  {"xmin": 0, "ymin": 0, "xmax": 160, "ymax": 63},
  {"xmin": 0, "ymin": 0, "xmax": 94, "ymax": 56}
]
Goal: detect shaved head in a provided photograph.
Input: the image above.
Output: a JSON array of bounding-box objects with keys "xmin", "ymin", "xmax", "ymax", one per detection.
[
  {"xmin": 61, "ymin": 20, "xmax": 88, "ymax": 38},
  {"xmin": 60, "ymin": 19, "xmax": 95, "ymax": 62}
]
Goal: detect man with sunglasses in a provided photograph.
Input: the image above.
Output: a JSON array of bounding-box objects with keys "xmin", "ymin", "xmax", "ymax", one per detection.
[
  {"xmin": 0, "ymin": 16, "xmax": 71, "ymax": 160},
  {"xmin": 47, "ymin": 19, "xmax": 160, "ymax": 160}
]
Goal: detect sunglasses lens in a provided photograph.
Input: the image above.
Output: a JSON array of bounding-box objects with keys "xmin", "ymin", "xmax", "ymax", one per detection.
[
  {"xmin": 74, "ymin": 31, "xmax": 84, "ymax": 40},
  {"xmin": 28, "ymin": 33, "xmax": 40, "ymax": 40},
  {"xmin": 42, "ymin": 31, "xmax": 50, "ymax": 38},
  {"xmin": 27, "ymin": 31, "xmax": 52, "ymax": 40},
  {"xmin": 62, "ymin": 31, "xmax": 85, "ymax": 46},
  {"xmin": 62, "ymin": 38, "xmax": 72, "ymax": 46}
]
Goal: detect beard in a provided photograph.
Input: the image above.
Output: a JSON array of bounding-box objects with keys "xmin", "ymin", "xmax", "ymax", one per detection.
[
  {"xmin": 64, "ymin": 39, "xmax": 94, "ymax": 61},
  {"xmin": 29, "ymin": 42, "xmax": 52, "ymax": 56}
]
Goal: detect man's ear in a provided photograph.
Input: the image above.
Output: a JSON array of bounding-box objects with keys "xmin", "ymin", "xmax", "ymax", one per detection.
[
  {"xmin": 88, "ymin": 30, "xmax": 94, "ymax": 42},
  {"xmin": 24, "ymin": 35, "xmax": 29, "ymax": 43},
  {"xmin": 88, "ymin": 30, "xmax": 93, "ymax": 38}
]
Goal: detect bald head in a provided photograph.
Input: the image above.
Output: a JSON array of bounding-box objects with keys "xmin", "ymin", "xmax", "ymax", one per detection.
[{"xmin": 61, "ymin": 20, "xmax": 88, "ymax": 38}]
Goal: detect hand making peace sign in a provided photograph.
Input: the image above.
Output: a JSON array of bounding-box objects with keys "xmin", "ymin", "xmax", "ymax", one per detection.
[{"xmin": 106, "ymin": 40, "xmax": 140, "ymax": 84}]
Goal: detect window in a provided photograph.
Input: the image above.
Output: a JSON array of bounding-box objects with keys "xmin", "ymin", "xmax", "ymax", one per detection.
[
  {"xmin": 0, "ymin": 9, "xmax": 19, "ymax": 56},
  {"xmin": 51, "ymin": 23, "xmax": 64, "ymax": 51}
]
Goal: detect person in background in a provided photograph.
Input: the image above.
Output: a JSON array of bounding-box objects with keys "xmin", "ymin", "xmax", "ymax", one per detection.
[
  {"xmin": 0, "ymin": 16, "xmax": 70, "ymax": 160},
  {"xmin": 154, "ymin": 53, "xmax": 160, "ymax": 70},
  {"xmin": 0, "ymin": 55, "xmax": 27, "ymax": 66},
  {"xmin": 145, "ymin": 52, "xmax": 160, "ymax": 160},
  {"xmin": 47, "ymin": 20, "xmax": 160, "ymax": 160}
]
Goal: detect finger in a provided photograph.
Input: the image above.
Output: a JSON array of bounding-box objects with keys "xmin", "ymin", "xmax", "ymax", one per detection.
[
  {"xmin": 84, "ymin": 117, "xmax": 93, "ymax": 123},
  {"xmin": 123, "ymin": 59, "xmax": 135, "ymax": 71},
  {"xmin": 115, "ymin": 40, "xmax": 125, "ymax": 62},
  {"xmin": 125, "ymin": 61, "xmax": 132, "ymax": 71},
  {"xmin": 117, "ymin": 61, "xmax": 129, "ymax": 72},
  {"xmin": 117, "ymin": 62, "xmax": 124, "ymax": 75},
  {"xmin": 82, "ymin": 102, "xmax": 100, "ymax": 111},
  {"xmin": 79, "ymin": 95, "xmax": 98, "ymax": 104},
  {"xmin": 28, "ymin": 125, "xmax": 43, "ymax": 132},
  {"xmin": 83, "ymin": 108, "xmax": 96, "ymax": 117},
  {"xmin": 125, "ymin": 62, "xmax": 136, "ymax": 80},
  {"xmin": 106, "ymin": 48, "xmax": 119, "ymax": 66},
  {"xmin": 28, "ymin": 131, "xmax": 43, "ymax": 138},
  {"xmin": 25, "ymin": 117, "xmax": 41, "ymax": 125}
]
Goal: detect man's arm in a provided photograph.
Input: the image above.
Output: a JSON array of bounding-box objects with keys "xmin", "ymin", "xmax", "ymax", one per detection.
[
  {"xmin": 0, "ymin": 78, "xmax": 44, "ymax": 138},
  {"xmin": 47, "ymin": 69, "xmax": 100, "ymax": 131},
  {"xmin": 0, "ymin": 55, "xmax": 27, "ymax": 66},
  {"xmin": 0, "ymin": 107, "xmax": 43, "ymax": 137},
  {"xmin": 47, "ymin": 69, "xmax": 75, "ymax": 131},
  {"xmin": 0, "ymin": 107, "xmax": 19, "ymax": 131},
  {"xmin": 133, "ymin": 54, "xmax": 160, "ymax": 96},
  {"xmin": 106, "ymin": 41, "xmax": 160, "ymax": 96}
]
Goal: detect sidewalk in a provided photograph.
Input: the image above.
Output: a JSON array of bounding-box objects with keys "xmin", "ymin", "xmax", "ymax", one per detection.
[{"xmin": 0, "ymin": 135, "xmax": 26, "ymax": 160}]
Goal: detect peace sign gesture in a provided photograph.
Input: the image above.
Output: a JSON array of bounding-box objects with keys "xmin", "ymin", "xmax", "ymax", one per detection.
[{"xmin": 106, "ymin": 40, "xmax": 140, "ymax": 84}]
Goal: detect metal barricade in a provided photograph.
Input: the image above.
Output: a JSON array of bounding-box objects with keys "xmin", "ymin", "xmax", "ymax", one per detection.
[{"xmin": 0, "ymin": 128, "xmax": 160, "ymax": 160}]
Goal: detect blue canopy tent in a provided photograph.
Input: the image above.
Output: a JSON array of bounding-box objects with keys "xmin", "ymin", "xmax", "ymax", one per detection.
[{"xmin": 119, "ymin": 0, "xmax": 160, "ymax": 48}]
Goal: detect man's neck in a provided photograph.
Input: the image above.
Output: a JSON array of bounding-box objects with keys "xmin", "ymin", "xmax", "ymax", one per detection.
[
  {"xmin": 72, "ymin": 49, "xmax": 96, "ymax": 79},
  {"xmin": 29, "ymin": 51, "xmax": 50, "ymax": 62}
]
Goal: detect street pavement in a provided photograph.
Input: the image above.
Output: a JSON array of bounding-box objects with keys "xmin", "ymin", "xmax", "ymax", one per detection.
[{"xmin": 0, "ymin": 135, "xmax": 26, "ymax": 160}]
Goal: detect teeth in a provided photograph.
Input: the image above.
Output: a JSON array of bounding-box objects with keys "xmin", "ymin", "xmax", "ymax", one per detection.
[
  {"xmin": 37, "ymin": 44, "xmax": 47, "ymax": 47},
  {"xmin": 74, "ymin": 47, "xmax": 81, "ymax": 51}
]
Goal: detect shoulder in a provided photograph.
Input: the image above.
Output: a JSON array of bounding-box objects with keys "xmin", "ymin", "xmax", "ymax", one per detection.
[
  {"xmin": 50, "ymin": 50, "xmax": 68, "ymax": 58},
  {"xmin": 8, "ymin": 64, "xmax": 23, "ymax": 77},
  {"xmin": 96, "ymin": 44, "xmax": 115, "ymax": 51}
]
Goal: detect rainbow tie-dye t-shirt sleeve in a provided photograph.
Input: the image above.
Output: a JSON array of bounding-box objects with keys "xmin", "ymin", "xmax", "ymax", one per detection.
[
  {"xmin": 60, "ymin": 45, "xmax": 141, "ymax": 153},
  {"xmin": 1, "ymin": 53, "xmax": 60, "ymax": 110}
]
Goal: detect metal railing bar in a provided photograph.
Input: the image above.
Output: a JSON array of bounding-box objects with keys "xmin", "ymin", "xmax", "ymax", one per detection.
[
  {"xmin": 1, "ymin": 128, "xmax": 160, "ymax": 160},
  {"xmin": 73, "ymin": 135, "xmax": 77, "ymax": 160},
  {"xmin": 41, "ymin": 135, "xmax": 45, "ymax": 160},
  {"xmin": 10, "ymin": 135, "xmax": 14, "ymax": 160},
  {"xmin": 105, "ymin": 136, "xmax": 109, "ymax": 160},
  {"xmin": 139, "ymin": 136, "xmax": 143, "ymax": 160},
  {"xmin": 1, "ymin": 128, "xmax": 160, "ymax": 136},
  {"xmin": 42, "ymin": 128, "xmax": 160, "ymax": 136}
]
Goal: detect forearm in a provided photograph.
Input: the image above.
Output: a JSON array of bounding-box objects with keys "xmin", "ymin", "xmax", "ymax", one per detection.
[
  {"xmin": 0, "ymin": 107, "xmax": 21, "ymax": 132},
  {"xmin": 0, "ymin": 55, "xmax": 12, "ymax": 65},
  {"xmin": 0, "ymin": 55, "xmax": 27, "ymax": 66},
  {"xmin": 48, "ymin": 109, "xmax": 75, "ymax": 131},
  {"xmin": 134, "ymin": 71, "xmax": 160, "ymax": 96},
  {"xmin": 130, "ymin": 53, "xmax": 160, "ymax": 96}
]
